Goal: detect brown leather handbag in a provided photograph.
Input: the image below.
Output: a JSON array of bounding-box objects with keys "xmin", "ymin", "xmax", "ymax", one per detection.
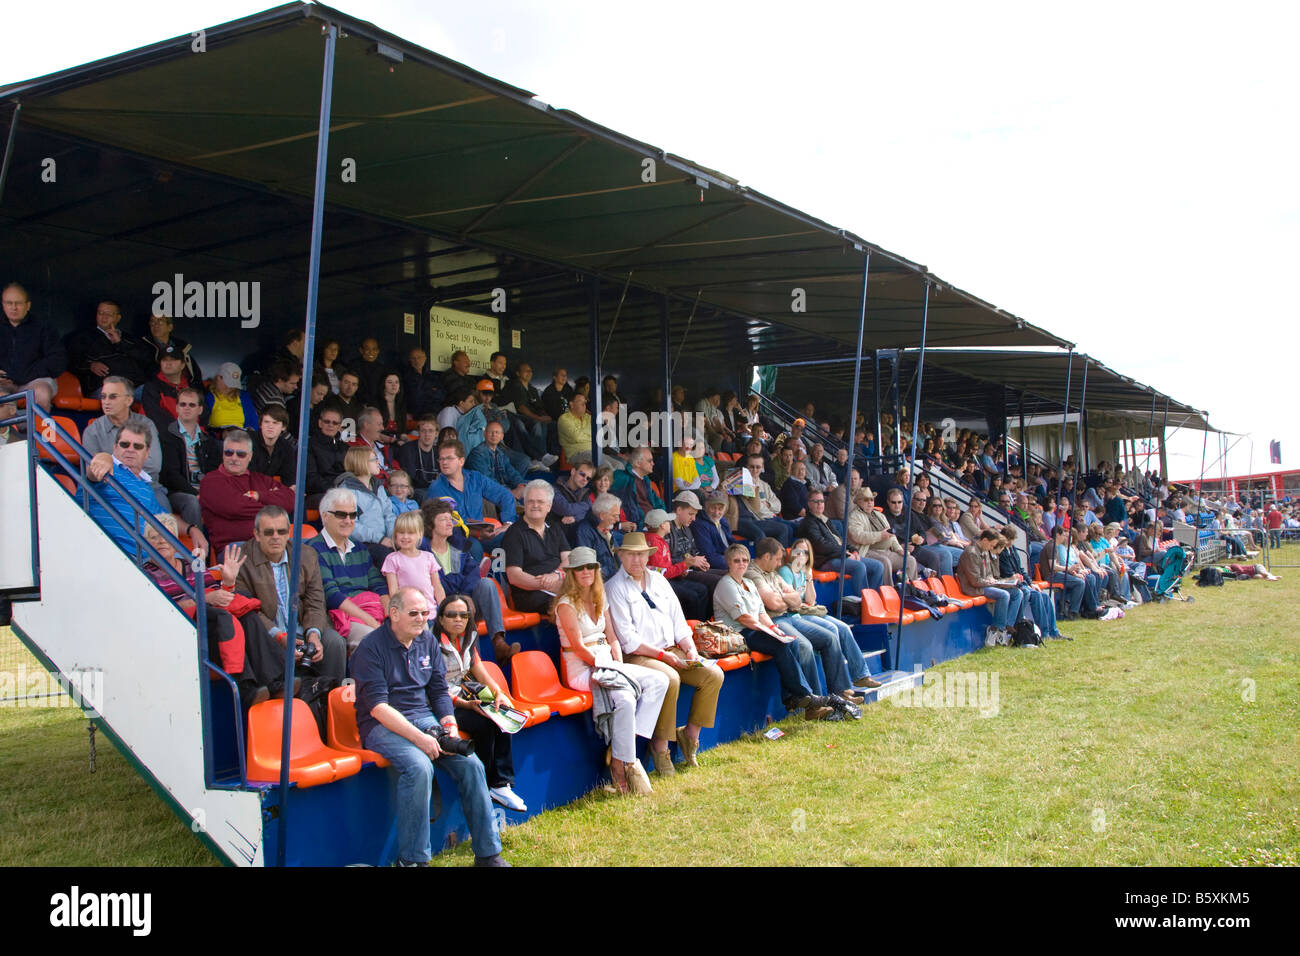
[{"xmin": 692, "ymin": 620, "xmax": 748, "ymax": 657}]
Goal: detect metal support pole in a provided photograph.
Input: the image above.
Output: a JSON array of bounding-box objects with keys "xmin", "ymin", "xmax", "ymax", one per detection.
[
  {"xmin": 1145, "ymin": 391, "xmax": 1157, "ymax": 475},
  {"xmin": 1018, "ymin": 392, "xmax": 1027, "ymax": 473},
  {"xmin": 588, "ymin": 277, "xmax": 601, "ymax": 467},
  {"xmin": 1197, "ymin": 425, "xmax": 1210, "ymax": 517},
  {"xmin": 835, "ymin": 252, "xmax": 871, "ymax": 615},
  {"xmin": 0, "ymin": 101, "xmax": 22, "ymax": 206},
  {"xmin": 891, "ymin": 357, "xmax": 903, "ymax": 463},
  {"xmin": 1159, "ymin": 398, "xmax": 1170, "ymax": 480},
  {"xmin": 278, "ymin": 21, "xmax": 337, "ymax": 868},
  {"xmin": 1076, "ymin": 358, "xmax": 1089, "ymax": 476},
  {"xmin": 1056, "ymin": 350, "xmax": 1074, "ymax": 511},
  {"xmin": 895, "ymin": 282, "xmax": 930, "ymax": 658},
  {"xmin": 872, "ymin": 349, "xmax": 882, "ymax": 471},
  {"xmin": 661, "ymin": 297, "xmax": 673, "ymax": 494}
]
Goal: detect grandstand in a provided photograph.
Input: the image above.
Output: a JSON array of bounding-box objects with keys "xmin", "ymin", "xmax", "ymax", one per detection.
[{"xmin": 0, "ymin": 4, "xmax": 1227, "ymax": 866}]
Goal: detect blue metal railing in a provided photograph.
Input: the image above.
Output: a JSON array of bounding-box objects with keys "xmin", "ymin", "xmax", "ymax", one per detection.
[
  {"xmin": 746, "ymin": 387, "xmax": 849, "ymax": 458},
  {"xmin": 3, "ymin": 392, "xmax": 246, "ymax": 790}
]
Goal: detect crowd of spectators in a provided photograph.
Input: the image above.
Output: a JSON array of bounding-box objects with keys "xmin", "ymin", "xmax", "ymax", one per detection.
[{"xmin": 13, "ymin": 288, "xmax": 1294, "ymax": 867}]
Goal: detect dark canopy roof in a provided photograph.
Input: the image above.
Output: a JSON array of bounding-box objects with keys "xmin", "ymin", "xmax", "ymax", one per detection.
[
  {"xmin": 772, "ymin": 349, "xmax": 1211, "ymax": 432},
  {"xmin": 0, "ymin": 2, "xmax": 1072, "ymax": 359}
]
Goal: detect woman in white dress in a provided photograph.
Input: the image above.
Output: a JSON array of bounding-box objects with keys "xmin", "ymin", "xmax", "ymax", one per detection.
[{"xmin": 553, "ymin": 547, "xmax": 669, "ymax": 796}]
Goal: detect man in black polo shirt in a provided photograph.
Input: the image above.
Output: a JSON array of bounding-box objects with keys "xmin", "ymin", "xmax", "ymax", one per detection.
[
  {"xmin": 502, "ymin": 480, "xmax": 571, "ymax": 614},
  {"xmin": 351, "ymin": 586, "xmax": 508, "ymax": 868}
]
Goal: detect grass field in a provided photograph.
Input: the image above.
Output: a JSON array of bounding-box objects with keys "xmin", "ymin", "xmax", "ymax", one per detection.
[{"xmin": 3, "ymin": 547, "xmax": 1298, "ymax": 867}]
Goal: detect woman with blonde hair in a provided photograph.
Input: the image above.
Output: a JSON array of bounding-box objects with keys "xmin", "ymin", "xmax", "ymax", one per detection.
[
  {"xmin": 335, "ymin": 445, "xmax": 396, "ymax": 552},
  {"xmin": 553, "ymin": 548, "xmax": 668, "ymax": 795}
]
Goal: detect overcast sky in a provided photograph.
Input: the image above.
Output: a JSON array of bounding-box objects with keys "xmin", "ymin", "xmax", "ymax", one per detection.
[{"xmin": 4, "ymin": 1, "xmax": 1295, "ymax": 481}]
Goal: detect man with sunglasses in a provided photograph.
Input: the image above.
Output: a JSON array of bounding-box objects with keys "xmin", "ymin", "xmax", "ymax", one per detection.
[
  {"xmin": 607, "ymin": 531, "xmax": 722, "ymax": 774},
  {"xmin": 351, "ymin": 586, "xmax": 507, "ymax": 867},
  {"xmin": 159, "ymin": 385, "xmax": 221, "ymax": 528},
  {"xmin": 308, "ymin": 488, "xmax": 390, "ymax": 650},
  {"xmin": 234, "ymin": 504, "xmax": 346, "ymax": 683},
  {"xmin": 85, "ymin": 418, "xmax": 207, "ymax": 557},
  {"xmin": 199, "ymin": 428, "xmax": 295, "ymax": 555},
  {"xmin": 306, "ymin": 406, "xmax": 350, "ymax": 505}
]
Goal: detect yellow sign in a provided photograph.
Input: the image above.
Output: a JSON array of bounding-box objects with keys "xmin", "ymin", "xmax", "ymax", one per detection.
[{"xmin": 428, "ymin": 306, "xmax": 499, "ymax": 374}]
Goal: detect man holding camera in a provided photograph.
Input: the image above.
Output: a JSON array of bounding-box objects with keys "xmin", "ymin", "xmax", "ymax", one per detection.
[{"xmin": 351, "ymin": 586, "xmax": 508, "ymax": 867}]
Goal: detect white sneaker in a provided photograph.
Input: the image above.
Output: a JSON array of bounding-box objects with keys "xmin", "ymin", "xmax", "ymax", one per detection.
[
  {"xmin": 1100, "ymin": 607, "xmax": 1121, "ymax": 622},
  {"xmin": 997, "ymin": 628, "xmax": 1011, "ymax": 646},
  {"xmin": 985, "ymin": 626, "xmax": 999, "ymax": 648},
  {"xmin": 529, "ymin": 460, "xmax": 549, "ymax": 472},
  {"xmin": 489, "ymin": 785, "xmax": 528, "ymax": 812},
  {"xmin": 540, "ymin": 453, "xmax": 559, "ymax": 466}
]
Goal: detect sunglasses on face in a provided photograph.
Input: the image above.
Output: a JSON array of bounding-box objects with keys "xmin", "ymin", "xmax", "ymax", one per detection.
[
  {"xmin": 224, "ymin": 448, "xmax": 249, "ymax": 458},
  {"xmin": 176, "ymin": 401, "xmax": 200, "ymax": 408},
  {"xmin": 327, "ymin": 510, "xmax": 359, "ymax": 520},
  {"xmin": 572, "ymin": 563, "xmax": 599, "ymax": 572},
  {"xmin": 401, "ymin": 609, "xmax": 427, "ymax": 619},
  {"xmin": 442, "ymin": 610, "xmax": 470, "ymax": 619},
  {"xmin": 116, "ymin": 440, "xmax": 146, "ymax": 451},
  {"xmin": 320, "ymin": 418, "xmax": 341, "ymax": 426},
  {"xmin": 260, "ymin": 526, "xmax": 291, "ymax": 536}
]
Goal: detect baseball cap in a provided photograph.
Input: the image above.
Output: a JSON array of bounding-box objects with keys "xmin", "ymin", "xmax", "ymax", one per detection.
[{"xmin": 217, "ymin": 362, "xmax": 242, "ymax": 389}]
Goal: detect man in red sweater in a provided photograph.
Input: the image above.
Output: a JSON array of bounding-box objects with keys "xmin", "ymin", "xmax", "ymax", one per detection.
[{"xmin": 200, "ymin": 427, "xmax": 295, "ymax": 554}]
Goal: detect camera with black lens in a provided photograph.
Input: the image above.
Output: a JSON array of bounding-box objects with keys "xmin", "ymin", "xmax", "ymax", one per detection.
[{"xmin": 427, "ymin": 725, "xmax": 475, "ymax": 756}]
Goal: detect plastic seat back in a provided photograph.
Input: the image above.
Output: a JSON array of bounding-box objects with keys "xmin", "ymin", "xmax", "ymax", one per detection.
[
  {"xmin": 510, "ymin": 650, "xmax": 588, "ymax": 715},
  {"xmin": 247, "ymin": 697, "xmax": 362, "ymax": 787},
  {"xmin": 325, "ymin": 686, "xmax": 390, "ymax": 767},
  {"xmin": 480, "ymin": 659, "xmax": 549, "ymax": 725},
  {"xmin": 36, "ymin": 415, "xmax": 81, "ymax": 464}
]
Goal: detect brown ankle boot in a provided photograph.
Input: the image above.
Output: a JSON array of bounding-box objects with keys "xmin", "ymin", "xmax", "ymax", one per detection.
[{"xmin": 492, "ymin": 633, "xmax": 521, "ymax": 663}]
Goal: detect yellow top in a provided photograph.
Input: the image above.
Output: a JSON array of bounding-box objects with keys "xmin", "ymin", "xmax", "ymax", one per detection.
[{"xmin": 208, "ymin": 391, "xmax": 246, "ymax": 429}]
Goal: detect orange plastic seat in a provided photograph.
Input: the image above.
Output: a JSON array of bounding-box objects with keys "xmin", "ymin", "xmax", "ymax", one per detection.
[
  {"xmin": 53, "ymin": 371, "xmax": 100, "ymax": 412},
  {"xmin": 246, "ymin": 697, "xmax": 362, "ymax": 787},
  {"xmin": 52, "ymin": 473, "xmax": 77, "ymax": 496},
  {"xmin": 748, "ymin": 651, "xmax": 773, "ymax": 663},
  {"xmin": 879, "ymin": 585, "xmax": 920, "ymax": 625},
  {"xmin": 715, "ymin": 653, "xmax": 752, "ymax": 671},
  {"xmin": 325, "ymin": 686, "xmax": 390, "ymax": 767},
  {"xmin": 1031, "ymin": 567, "xmax": 1062, "ymax": 591},
  {"xmin": 923, "ymin": 577, "xmax": 969, "ymax": 612},
  {"xmin": 942, "ymin": 575, "xmax": 987, "ymax": 606},
  {"xmin": 510, "ymin": 650, "xmax": 590, "ymax": 716},
  {"xmin": 305, "ymin": 508, "xmax": 320, "ymax": 523},
  {"xmin": 493, "ymin": 578, "xmax": 542, "ymax": 630},
  {"xmin": 864, "ymin": 587, "xmax": 916, "ymax": 625},
  {"xmin": 36, "ymin": 415, "xmax": 81, "ymax": 464},
  {"xmin": 811, "ymin": 569, "xmax": 842, "ymax": 583},
  {"xmin": 479, "ymin": 660, "xmax": 547, "ymax": 725},
  {"xmin": 911, "ymin": 578, "xmax": 958, "ymax": 614},
  {"xmin": 553, "ymin": 653, "xmax": 596, "ymax": 711}
]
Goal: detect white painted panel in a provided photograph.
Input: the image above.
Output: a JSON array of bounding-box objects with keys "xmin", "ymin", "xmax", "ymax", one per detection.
[
  {"xmin": 12, "ymin": 467, "xmax": 264, "ymax": 866},
  {"xmin": 0, "ymin": 443, "xmax": 36, "ymax": 590}
]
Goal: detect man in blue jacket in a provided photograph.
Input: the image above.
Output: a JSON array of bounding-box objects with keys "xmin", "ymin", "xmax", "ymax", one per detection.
[
  {"xmin": 427, "ymin": 438, "xmax": 516, "ymax": 561},
  {"xmin": 351, "ymin": 586, "xmax": 507, "ymax": 867},
  {"xmin": 691, "ymin": 491, "xmax": 734, "ymax": 571}
]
